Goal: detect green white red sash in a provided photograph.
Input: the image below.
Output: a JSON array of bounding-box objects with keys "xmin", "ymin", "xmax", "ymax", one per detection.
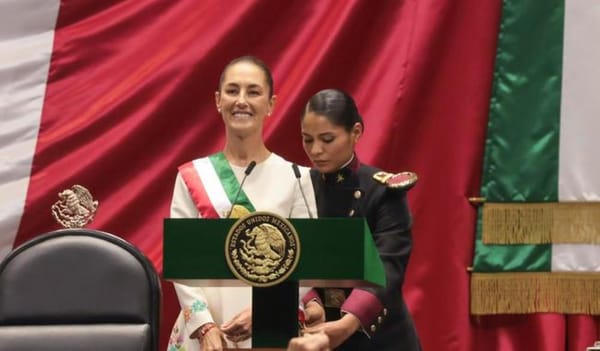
[{"xmin": 178, "ymin": 152, "xmax": 255, "ymax": 218}]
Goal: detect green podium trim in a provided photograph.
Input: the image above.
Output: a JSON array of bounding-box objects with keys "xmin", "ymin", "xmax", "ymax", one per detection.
[
  {"xmin": 164, "ymin": 218, "xmax": 385, "ymax": 287},
  {"xmin": 163, "ymin": 217, "xmax": 385, "ymax": 347}
]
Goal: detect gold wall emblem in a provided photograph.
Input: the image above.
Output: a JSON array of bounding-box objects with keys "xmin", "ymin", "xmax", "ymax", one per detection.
[
  {"xmin": 51, "ymin": 185, "xmax": 98, "ymax": 228},
  {"xmin": 225, "ymin": 212, "xmax": 300, "ymax": 287}
]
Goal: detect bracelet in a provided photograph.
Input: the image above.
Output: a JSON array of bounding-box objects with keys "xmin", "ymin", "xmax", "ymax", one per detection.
[{"xmin": 199, "ymin": 323, "xmax": 216, "ymax": 337}]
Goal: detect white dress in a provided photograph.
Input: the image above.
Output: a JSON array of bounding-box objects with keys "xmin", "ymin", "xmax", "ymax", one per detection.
[{"xmin": 167, "ymin": 153, "xmax": 316, "ymax": 351}]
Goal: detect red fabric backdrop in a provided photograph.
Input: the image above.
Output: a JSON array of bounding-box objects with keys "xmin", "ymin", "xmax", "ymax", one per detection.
[{"xmin": 13, "ymin": 0, "xmax": 599, "ymax": 350}]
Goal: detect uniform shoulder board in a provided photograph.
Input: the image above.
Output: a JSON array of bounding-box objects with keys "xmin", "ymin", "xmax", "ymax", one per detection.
[{"xmin": 373, "ymin": 171, "xmax": 418, "ymax": 190}]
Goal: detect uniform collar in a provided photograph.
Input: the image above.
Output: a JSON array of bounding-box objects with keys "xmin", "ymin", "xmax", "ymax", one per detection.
[{"xmin": 321, "ymin": 154, "xmax": 360, "ymax": 184}]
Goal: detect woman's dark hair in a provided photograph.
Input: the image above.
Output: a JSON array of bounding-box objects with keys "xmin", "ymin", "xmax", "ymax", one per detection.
[
  {"xmin": 303, "ymin": 89, "xmax": 364, "ymax": 132},
  {"xmin": 218, "ymin": 55, "xmax": 274, "ymax": 97}
]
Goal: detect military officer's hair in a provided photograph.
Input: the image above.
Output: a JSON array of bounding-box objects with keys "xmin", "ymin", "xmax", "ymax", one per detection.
[
  {"xmin": 304, "ymin": 89, "xmax": 364, "ymax": 131},
  {"xmin": 218, "ymin": 55, "xmax": 274, "ymax": 98}
]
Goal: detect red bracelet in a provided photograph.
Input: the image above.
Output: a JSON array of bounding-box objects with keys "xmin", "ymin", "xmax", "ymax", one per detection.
[{"xmin": 199, "ymin": 323, "xmax": 216, "ymax": 337}]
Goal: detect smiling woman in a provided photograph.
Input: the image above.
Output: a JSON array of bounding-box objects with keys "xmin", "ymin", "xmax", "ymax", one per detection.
[
  {"xmin": 215, "ymin": 56, "xmax": 276, "ymax": 140},
  {"xmin": 167, "ymin": 56, "xmax": 316, "ymax": 351}
]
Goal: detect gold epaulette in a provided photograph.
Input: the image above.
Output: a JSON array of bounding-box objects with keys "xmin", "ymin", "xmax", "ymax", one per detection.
[{"xmin": 373, "ymin": 171, "xmax": 418, "ymax": 190}]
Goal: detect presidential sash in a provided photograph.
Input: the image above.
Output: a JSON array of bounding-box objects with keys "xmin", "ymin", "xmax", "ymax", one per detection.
[{"xmin": 178, "ymin": 152, "xmax": 255, "ymax": 218}]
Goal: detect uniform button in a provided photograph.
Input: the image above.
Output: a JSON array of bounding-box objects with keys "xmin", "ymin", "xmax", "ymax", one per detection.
[
  {"xmin": 370, "ymin": 324, "xmax": 377, "ymax": 332},
  {"xmin": 354, "ymin": 190, "xmax": 362, "ymax": 199},
  {"xmin": 348, "ymin": 209, "xmax": 355, "ymax": 216},
  {"xmin": 378, "ymin": 316, "xmax": 383, "ymax": 324},
  {"xmin": 383, "ymin": 308, "xmax": 388, "ymax": 316}
]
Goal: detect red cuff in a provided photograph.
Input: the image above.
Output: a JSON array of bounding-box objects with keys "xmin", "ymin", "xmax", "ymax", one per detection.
[
  {"xmin": 301, "ymin": 289, "xmax": 322, "ymax": 306},
  {"xmin": 340, "ymin": 289, "xmax": 382, "ymax": 328}
]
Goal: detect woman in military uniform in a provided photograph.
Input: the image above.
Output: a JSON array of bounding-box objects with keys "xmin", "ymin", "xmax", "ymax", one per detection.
[{"xmin": 300, "ymin": 89, "xmax": 421, "ymax": 351}]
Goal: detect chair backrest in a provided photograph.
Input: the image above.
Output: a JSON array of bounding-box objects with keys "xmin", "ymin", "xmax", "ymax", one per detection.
[{"xmin": 0, "ymin": 229, "xmax": 161, "ymax": 351}]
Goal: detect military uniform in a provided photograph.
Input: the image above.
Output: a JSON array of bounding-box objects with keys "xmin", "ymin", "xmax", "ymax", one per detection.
[{"xmin": 303, "ymin": 156, "xmax": 421, "ymax": 351}]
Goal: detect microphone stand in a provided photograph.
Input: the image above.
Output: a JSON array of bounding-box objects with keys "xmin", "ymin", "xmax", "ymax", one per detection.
[{"xmin": 292, "ymin": 164, "xmax": 314, "ymax": 219}]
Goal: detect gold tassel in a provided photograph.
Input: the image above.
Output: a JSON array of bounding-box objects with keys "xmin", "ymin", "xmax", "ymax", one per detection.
[
  {"xmin": 482, "ymin": 202, "xmax": 600, "ymax": 244},
  {"xmin": 470, "ymin": 272, "xmax": 600, "ymax": 315}
]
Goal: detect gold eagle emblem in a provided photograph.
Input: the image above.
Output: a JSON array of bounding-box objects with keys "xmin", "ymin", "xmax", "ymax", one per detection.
[
  {"xmin": 51, "ymin": 185, "xmax": 98, "ymax": 228},
  {"xmin": 225, "ymin": 212, "xmax": 300, "ymax": 287}
]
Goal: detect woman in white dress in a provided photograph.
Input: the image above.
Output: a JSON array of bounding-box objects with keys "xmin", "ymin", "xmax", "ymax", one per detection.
[{"xmin": 167, "ymin": 55, "xmax": 316, "ymax": 351}]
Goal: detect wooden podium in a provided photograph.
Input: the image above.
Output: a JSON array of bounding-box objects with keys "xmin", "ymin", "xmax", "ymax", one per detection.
[{"xmin": 163, "ymin": 217, "xmax": 385, "ymax": 349}]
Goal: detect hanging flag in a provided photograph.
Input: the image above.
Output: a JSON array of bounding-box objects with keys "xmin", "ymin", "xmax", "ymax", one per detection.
[
  {"xmin": 471, "ymin": 0, "xmax": 600, "ymax": 315},
  {"xmin": 0, "ymin": 0, "xmax": 60, "ymax": 259},
  {"xmin": 0, "ymin": 0, "xmax": 423, "ymax": 348}
]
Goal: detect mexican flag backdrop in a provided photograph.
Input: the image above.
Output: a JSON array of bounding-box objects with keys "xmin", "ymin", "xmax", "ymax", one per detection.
[
  {"xmin": 2, "ymin": 1, "xmax": 599, "ymax": 350},
  {"xmin": 471, "ymin": 0, "xmax": 600, "ymax": 315}
]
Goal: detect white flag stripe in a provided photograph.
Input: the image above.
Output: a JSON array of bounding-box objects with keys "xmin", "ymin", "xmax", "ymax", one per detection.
[
  {"xmin": 552, "ymin": 244, "xmax": 600, "ymax": 271},
  {"xmin": 558, "ymin": 0, "xmax": 600, "ymax": 201},
  {"xmin": 192, "ymin": 157, "xmax": 232, "ymax": 218},
  {"xmin": 553, "ymin": 0, "xmax": 600, "ymax": 272},
  {"xmin": 0, "ymin": 0, "xmax": 60, "ymax": 260}
]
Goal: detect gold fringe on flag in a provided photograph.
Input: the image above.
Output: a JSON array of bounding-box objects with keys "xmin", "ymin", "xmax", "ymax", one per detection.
[
  {"xmin": 482, "ymin": 202, "xmax": 600, "ymax": 244},
  {"xmin": 470, "ymin": 272, "xmax": 600, "ymax": 315}
]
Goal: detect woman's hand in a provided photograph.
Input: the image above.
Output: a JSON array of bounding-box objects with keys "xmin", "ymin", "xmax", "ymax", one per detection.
[
  {"xmin": 197, "ymin": 323, "xmax": 225, "ymax": 351},
  {"xmin": 220, "ymin": 306, "xmax": 252, "ymax": 343},
  {"xmin": 287, "ymin": 332, "xmax": 330, "ymax": 351},
  {"xmin": 303, "ymin": 313, "xmax": 360, "ymax": 349},
  {"xmin": 303, "ymin": 301, "xmax": 325, "ymax": 327}
]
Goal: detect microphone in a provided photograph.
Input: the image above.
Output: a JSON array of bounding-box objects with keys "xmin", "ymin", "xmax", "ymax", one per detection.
[
  {"xmin": 227, "ymin": 160, "xmax": 257, "ymax": 218},
  {"xmin": 292, "ymin": 163, "xmax": 314, "ymax": 219}
]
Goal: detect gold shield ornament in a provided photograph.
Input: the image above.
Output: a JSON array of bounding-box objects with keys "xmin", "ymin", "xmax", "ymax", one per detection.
[{"xmin": 225, "ymin": 212, "xmax": 300, "ymax": 287}]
